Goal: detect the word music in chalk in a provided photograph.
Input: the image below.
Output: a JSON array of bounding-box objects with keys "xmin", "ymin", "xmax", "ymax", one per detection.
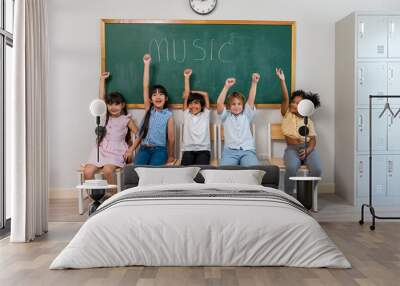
[{"xmin": 148, "ymin": 36, "xmax": 234, "ymax": 64}]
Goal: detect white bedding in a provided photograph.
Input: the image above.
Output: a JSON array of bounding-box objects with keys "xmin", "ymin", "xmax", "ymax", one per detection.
[{"xmin": 50, "ymin": 183, "xmax": 351, "ymax": 269}]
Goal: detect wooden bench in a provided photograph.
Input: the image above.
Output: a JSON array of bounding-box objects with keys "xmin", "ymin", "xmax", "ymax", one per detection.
[{"xmin": 76, "ymin": 166, "xmax": 122, "ymax": 215}]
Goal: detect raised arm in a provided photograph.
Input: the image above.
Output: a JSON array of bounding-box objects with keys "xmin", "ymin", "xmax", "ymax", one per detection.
[
  {"xmin": 183, "ymin": 69, "xmax": 192, "ymax": 110},
  {"xmin": 276, "ymin": 68, "xmax": 289, "ymax": 116},
  {"xmin": 191, "ymin": 90, "xmax": 210, "ymax": 109},
  {"xmin": 98, "ymin": 72, "xmax": 110, "ymax": 101},
  {"xmin": 143, "ymin": 54, "xmax": 152, "ymax": 111},
  {"xmin": 247, "ymin": 73, "xmax": 260, "ymax": 109},
  {"xmin": 217, "ymin": 78, "xmax": 236, "ymax": 114}
]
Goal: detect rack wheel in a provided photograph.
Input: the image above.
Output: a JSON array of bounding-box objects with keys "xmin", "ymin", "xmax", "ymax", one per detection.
[
  {"xmin": 370, "ymin": 225, "xmax": 375, "ymax": 231},
  {"xmin": 359, "ymin": 220, "xmax": 364, "ymax": 225}
]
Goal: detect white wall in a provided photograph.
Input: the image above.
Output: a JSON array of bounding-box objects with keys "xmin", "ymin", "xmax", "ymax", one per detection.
[{"xmin": 47, "ymin": 0, "xmax": 400, "ymax": 191}]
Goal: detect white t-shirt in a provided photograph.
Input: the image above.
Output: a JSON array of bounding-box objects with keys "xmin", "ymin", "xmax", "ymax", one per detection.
[{"xmin": 182, "ymin": 109, "xmax": 211, "ymax": 151}]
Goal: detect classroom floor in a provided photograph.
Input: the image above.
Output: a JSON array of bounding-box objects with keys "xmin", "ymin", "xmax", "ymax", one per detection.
[{"xmin": 1, "ymin": 195, "xmax": 400, "ymax": 286}]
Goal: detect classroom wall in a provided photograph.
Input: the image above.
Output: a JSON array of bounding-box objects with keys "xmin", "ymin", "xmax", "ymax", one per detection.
[{"xmin": 47, "ymin": 0, "xmax": 400, "ymax": 194}]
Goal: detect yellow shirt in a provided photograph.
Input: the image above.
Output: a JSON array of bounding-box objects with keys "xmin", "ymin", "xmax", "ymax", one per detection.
[{"xmin": 281, "ymin": 111, "xmax": 316, "ymax": 142}]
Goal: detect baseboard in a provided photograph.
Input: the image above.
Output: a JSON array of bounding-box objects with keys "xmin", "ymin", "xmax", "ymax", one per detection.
[
  {"xmin": 49, "ymin": 188, "xmax": 81, "ymax": 199},
  {"xmin": 318, "ymin": 183, "xmax": 335, "ymax": 194}
]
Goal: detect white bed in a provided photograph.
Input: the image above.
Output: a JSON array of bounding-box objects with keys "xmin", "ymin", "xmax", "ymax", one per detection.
[{"xmin": 50, "ymin": 183, "xmax": 350, "ymax": 269}]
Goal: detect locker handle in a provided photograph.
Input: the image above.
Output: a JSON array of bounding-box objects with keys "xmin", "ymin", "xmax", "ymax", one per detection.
[
  {"xmin": 359, "ymin": 21, "xmax": 365, "ymax": 38},
  {"xmin": 389, "ymin": 114, "xmax": 394, "ymax": 127},
  {"xmin": 388, "ymin": 68, "xmax": 394, "ymax": 81},
  {"xmin": 389, "ymin": 21, "xmax": 395, "ymax": 38},
  {"xmin": 388, "ymin": 160, "xmax": 393, "ymax": 175},
  {"xmin": 358, "ymin": 114, "xmax": 364, "ymax": 131},
  {"xmin": 359, "ymin": 161, "xmax": 364, "ymax": 177},
  {"xmin": 359, "ymin": 68, "xmax": 364, "ymax": 85}
]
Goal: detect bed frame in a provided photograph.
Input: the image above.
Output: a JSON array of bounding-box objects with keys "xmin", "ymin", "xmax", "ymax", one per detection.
[{"xmin": 121, "ymin": 165, "xmax": 280, "ymax": 190}]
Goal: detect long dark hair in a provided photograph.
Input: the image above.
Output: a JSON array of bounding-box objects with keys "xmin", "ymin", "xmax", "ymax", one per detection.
[
  {"xmin": 98, "ymin": 92, "xmax": 132, "ymax": 146},
  {"xmin": 139, "ymin": 85, "xmax": 169, "ymax": 140}
]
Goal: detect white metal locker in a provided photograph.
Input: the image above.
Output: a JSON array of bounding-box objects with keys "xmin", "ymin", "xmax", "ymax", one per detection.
[
  {"xmin": 357, "ymin": 155, "xmax": 369, "ymax": 197},
  {"xmin": 388, "ymin": 62, "xmax": 400, "ymax": 105},
  {"xmin": 372, "ymin": 155, "xmax": 387, "ymax": 197},
  {"xmin": 388, "ymin": 17, "xmax": 400, "ymax": 58},
  {"xmin": 358, "ymin": 16, "xmax": 388, "ymax": 58},
  {"xmin": 357, "ymin": 109, "xmax": 387, "ymax": 152},
  {"xmin": 357, "ymin": 155, "xmax": 388, "ymax": 198},
  {"xmin": 357, "ymin": 62, "xmax": 387, "ymax": 105},
  {"xmin": 387, "ymin": 155, "xmax": 400, "ymax": 196}
]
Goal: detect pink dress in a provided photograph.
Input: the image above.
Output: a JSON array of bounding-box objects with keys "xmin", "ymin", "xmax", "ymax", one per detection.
[{"xmin": 87, "ymin": 114, "xmax": 131, "ymax": 167}]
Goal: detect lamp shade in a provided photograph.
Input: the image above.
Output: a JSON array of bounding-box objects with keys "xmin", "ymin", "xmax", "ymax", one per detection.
[
  {"xmin": 89, "ymin": 99, "xmax": 107, "ymax": 117},
  {"xmin": 297, "ymin": 99, "xmax": 315, "ymax": 117}
]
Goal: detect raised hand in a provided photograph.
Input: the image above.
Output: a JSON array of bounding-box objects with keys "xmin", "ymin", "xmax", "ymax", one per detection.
[
  {"xmin": 225, "ymin": 78, "xmax": 236, "ymax": 88},
  {"xmin": 184, "ymin": 69, "xmax": 193, "ymax": 78},
  {"xmin": 275, "ymin": 68, "xmax": 285, "ymax": 81},
  {"xmin": 100, "ymin": 72, "xmax": 110, "ymax": 80},
  {"xmin": 143, "ymin": 54, "xmax": 152, "ymax": 64},
  {"xmin": 252, "ymin": 73, "xmax": 260, "ymax": 83}
]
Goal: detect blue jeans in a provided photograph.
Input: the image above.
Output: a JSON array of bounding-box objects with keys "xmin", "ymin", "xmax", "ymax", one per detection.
[
  {"xmin": 134, "ymin": 146, "xmax": 168, "ymax": 166},
  {"xmin": 284, "ymin": 144, "xmax": 322, "ymax": 194},
  {"xmin": 220, "ymin": 148, "xmax": 259, "ymax": 166}
]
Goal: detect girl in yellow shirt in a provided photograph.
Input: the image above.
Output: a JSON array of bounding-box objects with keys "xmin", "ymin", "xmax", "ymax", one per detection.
[{"xmin": 276, "ymin": 68, "xmax": 322, "ymax": 195}]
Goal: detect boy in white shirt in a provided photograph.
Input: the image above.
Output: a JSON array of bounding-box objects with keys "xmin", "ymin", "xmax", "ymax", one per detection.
[
  {"xmin": 217, "ymin": 74, "xmax": 260, "ymax": 166},
  {"xmin": 181, "ymin": 69, "xmax": 211, "ymax": 165}
]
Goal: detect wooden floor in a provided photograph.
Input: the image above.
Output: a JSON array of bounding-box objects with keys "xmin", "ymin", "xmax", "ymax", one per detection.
[{"xmin": 1, "ymin": 196, "xmax": 400, "ymax": 286}]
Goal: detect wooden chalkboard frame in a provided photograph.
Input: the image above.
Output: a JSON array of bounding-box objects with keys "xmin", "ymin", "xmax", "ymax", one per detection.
[{"xmin": 100, "ymin": 19, "xmax": 296, "ymax": 109}]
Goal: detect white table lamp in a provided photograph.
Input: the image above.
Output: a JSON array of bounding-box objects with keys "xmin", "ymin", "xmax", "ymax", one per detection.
[
  {"xmin": 297, "ymin": 99, "xmax": 315, "ymax": 161},
  {"xmin": 89, "ymin": 99, "xmax": 107, "ymax": 162}
]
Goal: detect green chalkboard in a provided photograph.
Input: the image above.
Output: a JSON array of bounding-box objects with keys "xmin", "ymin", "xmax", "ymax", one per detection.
[{"xmin": 102, "ymin": 20, "xmax": 295, "ymax": 108}]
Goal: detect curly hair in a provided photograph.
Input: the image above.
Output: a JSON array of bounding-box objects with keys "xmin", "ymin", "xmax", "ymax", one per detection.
[{"xmin": 291, "ymin": 90, "xmax": 321, "ymax": 109}]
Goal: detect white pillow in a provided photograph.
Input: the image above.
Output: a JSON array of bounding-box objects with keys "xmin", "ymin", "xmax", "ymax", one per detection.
[
  {"xmin": 135, "ymin": 167, "xmax": 201, "ymax": 186},
  {"xmin": 200, "ymin": 169, "xmax": 266, "ymax": 185}
]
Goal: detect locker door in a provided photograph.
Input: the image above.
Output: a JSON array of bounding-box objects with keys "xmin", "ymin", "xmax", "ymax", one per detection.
[
  {"xmin": 358, "ymin": 16, "xmax": 388, "ymax": 58},
  {"xmin": 357, "ymin": 109, "xmax": 387, "ymax": 152},
  {"xmin": 387, "ymin": 156, "xmax": 400, "ymax": 196},
  {"xmin": 357, "ymin": 155, "xmax": 387, "ymax": 198},
  {"xmin": 388, "ymin": 17, "xmax": 400, "ymax": 58},
  {"xmin": 372, "ymin": 155, "xmax": 387, "ymax": 197},
  {"xmin": 388, "ymin": 113, "xmax": 400, "ymax": 151},
  {"xmin": 357, "ymin": 155, "xmax": 369, "ymax": 197},
  {"xmin": 357, "ymin": 62, "xmax": 387, "ymax": 106},
  {"xmin": 388, "ymin": 62, "xmax": 400, "ymax": 105}
]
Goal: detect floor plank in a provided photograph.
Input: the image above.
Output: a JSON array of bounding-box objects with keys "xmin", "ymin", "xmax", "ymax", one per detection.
[{"xmin": 1, "ymin": 196, "xmax": 400, "ymax": 285}]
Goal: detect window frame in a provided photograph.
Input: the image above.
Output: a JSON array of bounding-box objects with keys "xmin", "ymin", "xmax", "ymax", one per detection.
[{"xmin": 0, "ymin": 0, "xmax": 14, "ymax": 232}]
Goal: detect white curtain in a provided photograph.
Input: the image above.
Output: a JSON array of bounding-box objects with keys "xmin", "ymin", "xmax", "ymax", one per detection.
[{"xmin": 9, "ymin": 0, "xmax": 48, "ymax": 242}]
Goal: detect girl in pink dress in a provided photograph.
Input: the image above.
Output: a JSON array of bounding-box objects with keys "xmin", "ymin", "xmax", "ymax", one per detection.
[{"xmin": 84, "ymin": 72, "xmax": 138, "ymax": 183}]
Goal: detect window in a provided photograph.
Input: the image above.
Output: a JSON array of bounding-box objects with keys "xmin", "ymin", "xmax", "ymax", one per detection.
[{"xmin": 0, "ymin": 0, "xmax": 14, "ymax": 234}]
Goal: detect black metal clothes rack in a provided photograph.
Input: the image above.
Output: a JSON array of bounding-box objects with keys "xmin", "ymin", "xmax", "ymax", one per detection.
[{"xmin": 359, "ymin": 95, "xmax": 400, "ymax": 231}]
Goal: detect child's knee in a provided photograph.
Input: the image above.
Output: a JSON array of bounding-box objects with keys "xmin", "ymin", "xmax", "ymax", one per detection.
[
  {"xmin": 285, "ymin": 163, "xmax": 299, "ymax": 175},
  {"xmin": 84, "ymin": 166, "xmax": 95, "ymax": 179},
  {"xmin": 103, "ymin": 166, "xmax": 115, "ymax": 177},
  {"xmin": 310, "ymin": 166, "xmax": 322, "ymax": 177}
]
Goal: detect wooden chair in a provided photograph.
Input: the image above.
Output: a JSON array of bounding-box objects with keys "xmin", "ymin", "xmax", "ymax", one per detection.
[
  {"xmin": 76, "ymin": 166, "xmax": 122, "ymax": 215},
  {"xmin": 267, "ymin": 123, "xmax": 320, "ymax": 211},
  {"xmin": 178, "ymin": 123, "xmax": 218, "ymax": 166}
]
